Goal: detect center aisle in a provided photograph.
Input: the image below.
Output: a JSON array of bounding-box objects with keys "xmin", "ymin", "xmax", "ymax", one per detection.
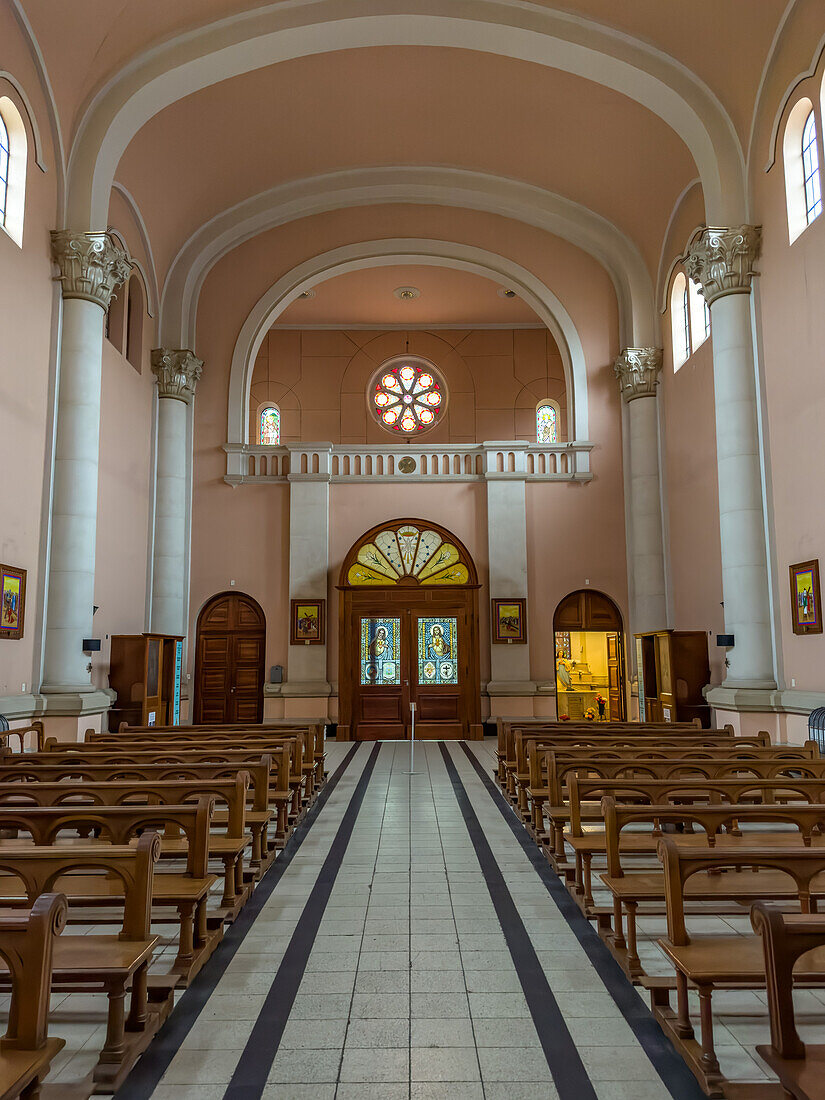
[{"xmin": 127, "ymin": 740, "xmax": 701, "ymax": 1100}]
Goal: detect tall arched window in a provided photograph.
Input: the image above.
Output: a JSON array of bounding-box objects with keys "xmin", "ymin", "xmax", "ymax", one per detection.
[
  {"xmin": 688, "ymin": 278, "xmax": 710, "ymax": 351},
  {"xmin": 536, "ymin": 401, "xmax": 558, "ymax": 444},
  {"xmin": 802, "ymin": 110, "xmax": 822, "ymax": 225},
  {"xmin": 0, "ymin": 96, "xmax": 27, "ymax": 246},
  {"xmin": 784, "ymin": 97, "xmax": 821, "ymax": 242},
  {"xmin": 0, "ymin": 112, "xmax": 9, "ymax": 228},
  {"xmin": 260, "ymin": 406, "xmax": 280, "ymax": 445},
  {"xmin": 670, "ymin": 272, "xmax": 690, "ymax": 371}
]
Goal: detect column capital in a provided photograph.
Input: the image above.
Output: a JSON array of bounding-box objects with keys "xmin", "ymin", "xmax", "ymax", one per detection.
[
  {"xmin": 151, "ymin": 348, "xmax": 203, "ymax": 403},
  {"xmin": 613, "ymin": 347, "xmax": 663, "ymax": 403},
  {"xmin": 50, "ymin": 230, "xmax": 132, "ymax": 309},
  {"xmin": 685, "ymin": 225, "xmax": 762, "ymax": 305}
]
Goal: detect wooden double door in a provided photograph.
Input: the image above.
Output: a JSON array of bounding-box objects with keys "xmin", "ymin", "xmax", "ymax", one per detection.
[
  {"xmin": 194, "ymin": 592, "xmax": 265, "ymax": 724},
  {"xmin": 339, "ymin": 588, "xmax": 481, "ymax": 740}
]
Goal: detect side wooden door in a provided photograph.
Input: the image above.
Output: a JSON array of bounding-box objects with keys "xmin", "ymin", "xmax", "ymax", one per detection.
[
  {"xmin": 194, "ymin": 592, "xmax": 266, "ymax": 723},
  {"xmin": 606, "ymin": 631, "xmax": 625, "ymax": 720}
]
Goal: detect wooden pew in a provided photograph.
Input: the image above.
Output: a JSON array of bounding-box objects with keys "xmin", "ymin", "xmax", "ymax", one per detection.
[
  {"xmin": 0, "ymin": 892, "xmax": 66, "ymax": 1100},
  {"xmin": 0, "ymin": 800, "xmax": 222, "ymax": 982},
  {"xmin": 0, "ymin": 770, "xmax": 263, "ymax": 910},
  {"xmin": 653, "ymin": 840, "xmax": 825, "ymax": 1097},
  {"xmin": 751, "ymin": 903, "xmax": 825, "ymax": 1100},
  {"xmin": 0, "ymin": 834, "xmax": 161, "ymax": 1090},
  {"xmin": 0, "ymin": 724, "xmax": 44, "ymax": 754}
]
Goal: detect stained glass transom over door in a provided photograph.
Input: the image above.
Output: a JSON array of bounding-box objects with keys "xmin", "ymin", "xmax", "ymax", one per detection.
[
  {"xmin": 418, "ymin": 617, "xmax": 458, "ymax": 685},
  {"xmin": 360, "ymin": 618, "xmax": 401, "ymax": 685},
  {"xmin": 348, "ymin": 525, "xmax": 470, "ymax": 586},
  {"xmin": 371, "ymin": 358, "xmax": 445, "ymax": 435}
]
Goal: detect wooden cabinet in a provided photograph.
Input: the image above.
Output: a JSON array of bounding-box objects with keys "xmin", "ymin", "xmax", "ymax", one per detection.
[
  {"xmin": 634, "ymin": 630, "xmax": 711, "ymax": 727},
  {"xmin": 108, "ymin": 633, "xmax": 184, "ymax": 730}
]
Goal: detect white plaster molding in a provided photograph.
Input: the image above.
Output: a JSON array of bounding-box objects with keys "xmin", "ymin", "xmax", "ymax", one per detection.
[
  {"xmin": 614, "ymin": 347, "xmax": 663, "ymax": 402},
  {"xmin": 49, "ymin": 230, "xmax": 132, "ymax": 309},
  {"xmin": 111, "ymin": 182, "xmax": 160, "ymax": 319},
  {"xmin": 7, "ymin": 0, "xmax": 66, "ymax": 220},
  {"xmin": 0, "ymin": 71, "xmax": 47, "ymax": 172},
  {"xmin": 760, "ymin": 28, "xmax": 825, "ymax": 173},
  {"xmin": 65, "ymin": 0, "xmax": 745, "ymax": 228},
  {"xmin": 0, "ymin": 689, "xmax": 115, "ymax": 720},
  {"xmin": 685, "ymin": 226, "xmax": 762, "ymax": 306},
  {"xmin": 159, "ymin": 167, "xmax": 655, "ymax": 350},
  {"xmin": 706, "ymin": 684, "xmax": 825, "ymax": 717},
  {"xmin": 151, "ymin": 348, "xmax": 202, "ymax": 404},
  {"xmin": 225, "ymin": 238, "xmax": 591, "ymax": 445},
  {"xmin": 655, "ymin": 180, "xmax": 701, "ymax": 310}
]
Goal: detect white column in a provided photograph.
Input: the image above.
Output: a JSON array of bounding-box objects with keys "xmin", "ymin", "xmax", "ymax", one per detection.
[
  {"xmin": 614, "ymin": 349, "xmax": 667, "ymax": 632},
  {"xmin": 486, "ymin": 468, "xmax": 534, "ymax": 694},
  {"xmin": 285, "ymin": 473, "xmax": 331, "ymax": 695},
  {"xmin": 150, "ymin": 349, "xmax": 202, "ymax": 637},
  {"xmin": 42, "ymin": 232, "xmax": 131, "ymax": 692},
  {"xmin": 686, "ymin": 226, "xmax": 776, "ymax": 688}
]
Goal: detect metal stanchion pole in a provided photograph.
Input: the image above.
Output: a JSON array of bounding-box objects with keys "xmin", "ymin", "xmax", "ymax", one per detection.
[{"xmin": 410, "ymin": 701, "xmax": 416, "ymax": 773}]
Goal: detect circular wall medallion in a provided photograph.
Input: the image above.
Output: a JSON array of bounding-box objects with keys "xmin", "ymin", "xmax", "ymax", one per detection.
[
  {"xmin": 398, "ymin": 456, "xmax": 417, "ymax": 474},
  {"xmin": 369, "ymin": 356, "xmax": 447, "ymax": 436}
]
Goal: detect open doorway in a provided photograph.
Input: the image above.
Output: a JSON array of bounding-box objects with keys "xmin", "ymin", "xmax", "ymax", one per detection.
[{"xmin": 553, "ymin": 590, "xmax": 626, "ymax": 720}]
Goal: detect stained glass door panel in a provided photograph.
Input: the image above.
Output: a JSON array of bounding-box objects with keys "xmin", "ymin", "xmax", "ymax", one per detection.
[
  {"xmin": 360, "ymin": 617, "xmax": 401, "ymax": 685},
  {"xmin": 417, "ymin": 617, "xmax": 458, "ymax": 685}
]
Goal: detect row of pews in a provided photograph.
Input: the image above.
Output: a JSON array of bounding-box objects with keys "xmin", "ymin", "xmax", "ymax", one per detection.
[
  {"xmin": 496, "ymin": 716, "xmax": 825, "ymax": 1100},
  {"xmin": 0, "ymin": 718, "xmax": 326, "ymax": 1099}
]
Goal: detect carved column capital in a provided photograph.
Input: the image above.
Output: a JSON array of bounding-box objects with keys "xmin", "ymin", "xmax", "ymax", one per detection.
[
  {"xmin": 50, "ymin": 230, "xmax": 132, "ymax": 309},
  {"xmin": 151, "ymin": 348, "xmax": 203, "ymax": 403},
  {"xmin": 685, "ymin": 225, "xmax": 762, "ymax": 305},
  {"xmin": 613, "ymin": 347, "xmax": 663, "ymax": 403}
]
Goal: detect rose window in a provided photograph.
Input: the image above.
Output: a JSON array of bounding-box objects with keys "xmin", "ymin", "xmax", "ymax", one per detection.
[{"xmin": 371, "ymin": 359, "xmax": 446, "ymax": 435}]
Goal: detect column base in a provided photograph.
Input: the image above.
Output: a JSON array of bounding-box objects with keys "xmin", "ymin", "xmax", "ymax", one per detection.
[
  {"xmin": 486, "ymin": 681, "xmax": 538, "ymax": 696},
  {"xmin": 1, "ymin": 689, "xmax": 115, "ymax": 718},
  {"xmin": 705, "ymin": 684, "xmax": 781, "ymax": 711}
]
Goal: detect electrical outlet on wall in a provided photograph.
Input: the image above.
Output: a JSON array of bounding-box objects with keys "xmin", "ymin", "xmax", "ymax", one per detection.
[{"xmin": 21, "ymin": 683, "xmax": 25, "ymax": 693}]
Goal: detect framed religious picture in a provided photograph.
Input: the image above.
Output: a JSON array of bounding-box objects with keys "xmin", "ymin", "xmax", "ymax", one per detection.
[
  {"xmin": 0, "ymin": 564, "xmax": 26, "ymax": 640},
  {"xmin": 291, "ymin": 599, "xmax": 326, "ymax": 645},
  {"xmin": 491, "ymin": 598, "xmax": 527, "ymax": 644},
  {"xmin": 789, "ymin": 560, "xmax": 822, "ymax": 635}
]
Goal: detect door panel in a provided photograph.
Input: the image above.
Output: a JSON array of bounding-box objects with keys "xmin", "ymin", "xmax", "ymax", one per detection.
[
  {"xmin": 194, "ymin": 593, "xmax": 265, "ymax": 724},
  {"xmin": 606, "ymin": 631, "xmax": 625, "ymax": 720}
]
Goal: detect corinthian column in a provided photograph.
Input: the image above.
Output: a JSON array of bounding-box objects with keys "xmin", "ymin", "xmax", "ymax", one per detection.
[
  {"xmin": 150, "ymin": 350, "xmax": 202, "ymax": 637},
  {"xmin": 42, "ymin": 232, "xmax": 131, "ymax": 693},
  {"xmin": 614, "ymin": 348, "xmax": 667, "ymax": 633},
  {"xmin": 685, "ymin": 226, "xmax": 775, "ymax": 688}
]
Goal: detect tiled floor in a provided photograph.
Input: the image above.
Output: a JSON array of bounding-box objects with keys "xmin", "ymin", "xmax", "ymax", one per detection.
[{"xmin": 132, "ymin": 740, "xmax": 690, "ymax": 1100}]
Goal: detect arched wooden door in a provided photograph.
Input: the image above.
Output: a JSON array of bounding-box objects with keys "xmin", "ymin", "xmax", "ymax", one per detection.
[
  {"xmin": 193, "ymin": 592, "xmax": 266, "ymax": 724},
  {"xmin": 338, "ymin": 520, "xmax": 482, "ymax": 741},
  {"xmin": 553, "ymin": 589, "xmax": 626, "ymax": 720}
]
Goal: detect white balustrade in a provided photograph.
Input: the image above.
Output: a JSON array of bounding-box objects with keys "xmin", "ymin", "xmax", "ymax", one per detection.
[{"xmin": 223, "ymin": 441, "xmax": 593, "ymax": 485}]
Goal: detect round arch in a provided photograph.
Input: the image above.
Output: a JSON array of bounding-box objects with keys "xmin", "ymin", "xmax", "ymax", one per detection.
[
  {"xmin": 553, "ymin": 588, "xmax": 626, "ymax": 720},
  {"xmin": 193, "ymin": 590, "xmax": 266, "ymax": 724},
  {"xmin": 226, "ymin": 238, "xmax": 591, "ymax": 445},
  {"xmin": 160, "ymin": 167, "xmax": 656, "ymax": 350},
  {"xmin": 65, "ymin": 1, "xmax": 744, "ymax": 228},
  {"xmin": 340, "ymin": 517, "xmax": 480, "ymax": 587}
]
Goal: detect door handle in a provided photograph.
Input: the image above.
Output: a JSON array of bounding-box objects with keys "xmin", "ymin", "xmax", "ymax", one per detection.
[{"xmin": 230, "ymin": 686, "xmax": 236, "ymax": 693}]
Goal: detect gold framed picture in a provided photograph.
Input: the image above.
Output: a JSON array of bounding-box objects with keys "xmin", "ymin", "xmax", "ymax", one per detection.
[
  {"xmin": 291, "ymin": 599, "xmax": 326, "ymax": 645},
  {"xmin": 790, "ymin": 560, "xmax": 822, "ymax": 635},
  {"xmin": 491, "ymin": 598, "xmax": 527, "ymax": 644},
  {"xmin": 0, "ymin": 564, "xmax": 26, "ymax": 640}
]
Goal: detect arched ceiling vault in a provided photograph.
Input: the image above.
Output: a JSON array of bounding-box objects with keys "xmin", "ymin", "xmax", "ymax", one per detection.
[
  {"xmin": 66, "ymin": 0, "xmax": 747, "ymax": 230},
  {"xmin": 160, "ymin": 167, "xmax": 656, "ymax": 351}
]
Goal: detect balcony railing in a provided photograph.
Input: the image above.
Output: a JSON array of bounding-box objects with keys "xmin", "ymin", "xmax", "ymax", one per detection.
[{"xmin": 224, "ymin": 441, "xmax": 593, "ymax": 484}]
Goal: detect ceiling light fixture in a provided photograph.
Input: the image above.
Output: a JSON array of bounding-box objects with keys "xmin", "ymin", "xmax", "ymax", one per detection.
[
  {"xmin": 394, "ymin": 286, "xmax": 421, "ymax": 301},
  {"xmin": 497, "ymin": 287, "xmax": 518, "ymax": 299},
  {"xmin": 297, "ymin": 288, "xmax": 316, "ymax": 299}
]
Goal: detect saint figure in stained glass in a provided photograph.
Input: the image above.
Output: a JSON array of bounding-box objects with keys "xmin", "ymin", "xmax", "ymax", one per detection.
[
  {"xmin": 536, "ymin": 403, "xmax": 558, "ymax": 444},
  {"xmin": 361, "ymin": 618, "xmax": 400, "ymax": 685},
  {"xmin": 418, "ymin": 618, "xmax": 458, "ymax": 684},
  {"xmin": 260, "ymin": 406, "xmax": 280, "ymax": 445}
]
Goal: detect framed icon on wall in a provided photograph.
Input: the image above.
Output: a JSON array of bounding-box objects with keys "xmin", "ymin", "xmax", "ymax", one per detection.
[
  {"xmin": 491, "ymin": 598, "xmax": 527, "ymax": 644},
  {"xmin": 789, "ymin": 560, "xmax": 822, "ymax": 635},
  {"xmin": 0, "ymin": 564, "xmax": 26, "ymax": 640},
  {"xmin": 291, "ymin": 599, "xmax": 326, "ymax": 645}
]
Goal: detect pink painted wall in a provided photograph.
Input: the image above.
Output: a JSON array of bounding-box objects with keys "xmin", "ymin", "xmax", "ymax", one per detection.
[
  {"xmin": 250, "ymin": 327, "xmax": 567, "ymax": 444},
  {"xmin": 0, "ymin": 12, "xmax": 59, "ymax": 700},
  {"xmin": 658, "ymin": 183, "xmax": 725, "ymax": 686},
  {"xmin": 750, "ymin": 13, "xmax": 825, "ymax": 700}
]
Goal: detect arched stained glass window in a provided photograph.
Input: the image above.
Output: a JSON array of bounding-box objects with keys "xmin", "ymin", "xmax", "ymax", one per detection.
[
  {"xmin": 0, "ymin": 111, "xmax": 9, "ymax": 227},
  {"xmin": 802, "ymin": 110, "xmax": 822, "ymax": 225},
  {"xmin": 260, "ymin": 406, "xmax": 280, "ymax": 445},
  {"xmin": 536, "ymin": 402, "xmax": 558, "ymax": 444}
]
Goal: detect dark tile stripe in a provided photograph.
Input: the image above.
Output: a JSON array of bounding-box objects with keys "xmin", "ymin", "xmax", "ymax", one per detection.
[
  {"xmin": 459, "ymin": 742, "xmax": 706, "ymax": 1100},
  {"xmin": 438, "ymin": 742, "xmax": 598, "ymax": 1100},
  {"xmin": 115, "ymin": 741, "xmax": 361, "ymax": 1100},
  {"xmin": 223, "ymin": 741, "xmax": 382, "ymax": 1100}
]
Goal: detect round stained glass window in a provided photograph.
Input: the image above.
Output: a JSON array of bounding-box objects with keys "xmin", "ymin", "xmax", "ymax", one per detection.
[{"xmin": 369, "ymin": 357, "xmax": 446, "ymax": 435}]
